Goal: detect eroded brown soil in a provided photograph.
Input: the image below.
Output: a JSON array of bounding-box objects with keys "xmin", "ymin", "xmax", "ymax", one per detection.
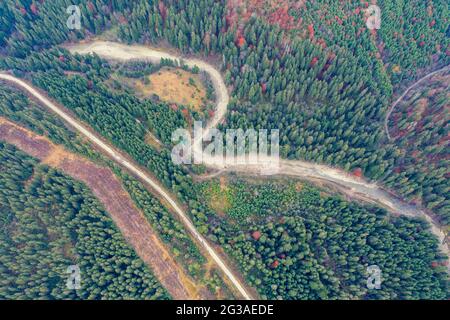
[{"xmin": 0, "ymin": 118, "xmax": 205, "ymax": 300}]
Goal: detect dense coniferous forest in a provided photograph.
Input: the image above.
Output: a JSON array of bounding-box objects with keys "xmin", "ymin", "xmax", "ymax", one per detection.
[
  {"xmin": 0, "ymin": 85, "xmax": 229, "ymax": 296},
  {"xmin": 385, "ymin": 71, "xmax": 449, "ymax": 220},
  {"xmin": 200, "ymin": 179, "xmax": 449, "ymax": 300},
  {"xmin": 0, "ymin": 0, "xmax": 448, "ymax": 299},
  {"xmin": 0, "ymin": 143, "xmax": 169, "ymax": 299},
  {"xmin": 1, "ymin": 0, "xmax": 447, "ymax": 223},
  {"xmin": 3, "ymin": 50, "xmax": 447, "ymax": 299}
]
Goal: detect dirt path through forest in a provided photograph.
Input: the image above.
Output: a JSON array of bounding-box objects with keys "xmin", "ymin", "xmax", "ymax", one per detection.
[
  {"xmin": 0, "ymin": 117, "xmax": 205, "ymax": 300},
  {"xmin": 384, "ymin": 64, "xmax": 450, "ymax": 141},
  {"xmin": 0, "ymin": 73, "xmax": 254, "ymax": 300},
  {"xmin": 65, "ymin": 41, "xmax": 448, "ymax": 267}
]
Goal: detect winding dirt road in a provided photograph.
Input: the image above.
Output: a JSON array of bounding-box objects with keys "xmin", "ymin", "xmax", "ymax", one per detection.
[
  {"xmin": 1, "ymin": 40, "xmax": 448, "ymax": 294},
  {"xmin": 0, "ymin": 72, "xmax": 253, "ymax": 300},
  {"xmin": 65, "ymin": 41, "xmax": 449, "ymax": 265},
  {"xmin": 384, "ymin": 64, "xmax": 450, "ymax": 141},
  {"xmin": 0, "ymin": 118, "xmax": 202, "ymax": 300}
]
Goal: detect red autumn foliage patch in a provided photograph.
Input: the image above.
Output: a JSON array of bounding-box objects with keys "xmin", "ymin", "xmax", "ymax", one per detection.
[
  {"xmin": 236, "ymin": 35, "xmax": 246, "ymax": 47},
  {"xmin": 87, "ymin": 1, "xmax": 95, "ymax": 12},
  {"xmin": 393, "ymin": 167, "xmax": 402, "ymax": 174},
  {"xmin": 252, "ymin": 231, "xmax": 261, "ymax": 240},
  {"xmin": 181, "ymin": 109, "xmax": 190, "ymax": 122},
  {"xmin": 316, "ymin": 38, "xmax": 327, "ymax": 49},
  {"xmin": 118, "ymin": 15, "xmax": 127, "ymax": 24},
  {"xmin": 30, "ymin": 3, "xmax": 38, "ymax": 15},
  {"xmin": 267, "ymin": 6, "xmax": 296, "ymax": 30},
  {"xmin": 308, "ymin": 24, "xmax": 315, "ymax": 40},
  {"xmin": 310, "ymin": 57, "xmax": 319, "ymax": 67},
  {"xmin": 352, "ymin": 167, "xmax": 363, "ymax": 178},
  {"xmin": 261, "ymin": 82, "xmax": 267, "ymax": 93},
  {"xmin": 159, "ymin": 2, "xmax": 167, "ymax": 21}
]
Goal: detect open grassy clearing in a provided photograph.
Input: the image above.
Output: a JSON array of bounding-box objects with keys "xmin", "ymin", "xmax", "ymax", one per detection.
[
  {"xmin": 138, "ymin": 67, "xmax": 207, "ymax": 110},
  {"xmin": 108, "ymin": 66, "xmax": 208, "ymax": 111}
]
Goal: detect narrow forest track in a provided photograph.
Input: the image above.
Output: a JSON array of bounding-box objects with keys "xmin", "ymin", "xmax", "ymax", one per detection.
[
  {"xmin": 384, "ymin": 64, "xmax": 450, "ymax": 141},
  {"xmin": 63, "ymin": 41, "xmax": 449, "ymax": 269},
  {"xmin": 0, "ymin": 73, "xmax": 254, "ymax": 300}
]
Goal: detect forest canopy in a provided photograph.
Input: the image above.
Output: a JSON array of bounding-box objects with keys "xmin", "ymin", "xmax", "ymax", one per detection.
[{"xmin": 0, "ymin": 0, "xmax": 448, "ymax": 300}]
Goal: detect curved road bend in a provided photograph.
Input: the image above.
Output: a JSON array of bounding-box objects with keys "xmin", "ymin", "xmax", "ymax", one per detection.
[
  {"xmin": 65, "ymin": 41, "xmax": 449, "ymax": 267},
  {"xmin": 384, "ymin": 65, "xmax": 450, "ymax": 141},
  {"xmin": 0, "ymin": 73, "xmax": 254, "ymax": 300}
]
